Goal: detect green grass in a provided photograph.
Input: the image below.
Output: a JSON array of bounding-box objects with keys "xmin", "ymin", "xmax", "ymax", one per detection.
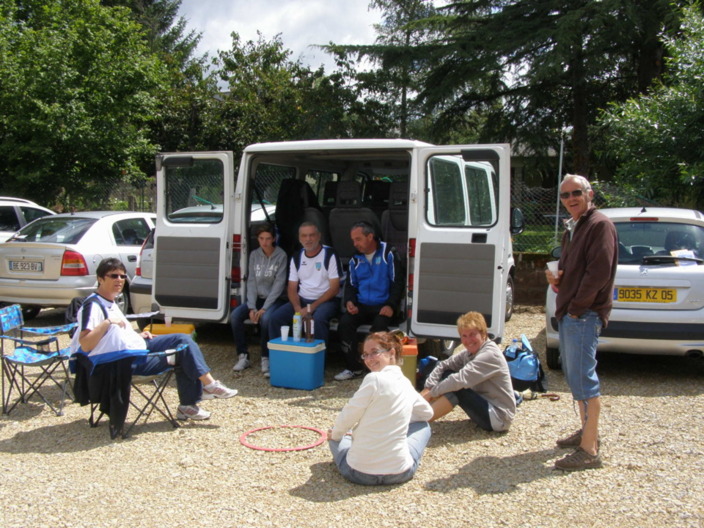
[{"xmin": 513, "ymin": 225, "xmax": 560, "ymax": 253}]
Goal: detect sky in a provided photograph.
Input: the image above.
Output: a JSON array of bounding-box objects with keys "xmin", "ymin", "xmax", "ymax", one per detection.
[{"xmin": 177, "ymin": 0, "xmax": 384, "ymax": 72}]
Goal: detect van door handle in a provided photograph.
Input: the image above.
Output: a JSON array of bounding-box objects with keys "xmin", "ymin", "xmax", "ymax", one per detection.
[{"xmin": 127, "ymin": 255, "xmax": 137, "ymax": 262}]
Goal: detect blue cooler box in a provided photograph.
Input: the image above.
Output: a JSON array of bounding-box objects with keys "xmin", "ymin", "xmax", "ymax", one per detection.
[{"xmin": 268, "ymin": 338, "xmax": 326, "ymax": 390}]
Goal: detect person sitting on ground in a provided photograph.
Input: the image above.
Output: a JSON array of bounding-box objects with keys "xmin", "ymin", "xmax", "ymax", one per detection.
[
  {"xmin": 231, "ymin": 223, "xmax": 288, "ymax": 377},
  {"xmin": 421, "ymin": 311, "xmax": 516, "ymax": 432},
  {"xmin": 70, "ymin": 257, "xmax": 238, "ymax": 421},
  {"xmin": 328, "ymin": 331, "xmax": 433, "ymax": 485},
  {"xmin": 269, "ymin": 221, "xmax": 341, "ymax": 347},
  {"xmin": 335, "ymin": 221, "xmax": 404, "ymax": 381}
]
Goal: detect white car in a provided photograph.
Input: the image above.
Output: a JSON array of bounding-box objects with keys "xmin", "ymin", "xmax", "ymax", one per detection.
[
  {"xmin": 0, "ymin": 211, "xmax": 155, "ymax": 319},
  {"xmin": 0, "ymin": 197, "xmax": 55, "ymax": 243},
  {"xmin": 545, "ymin": 207, "xmax": 704, "ymax": 369}
]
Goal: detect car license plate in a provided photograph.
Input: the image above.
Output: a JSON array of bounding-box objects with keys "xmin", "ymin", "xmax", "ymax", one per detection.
[
  {"xmin": 9, "ymin": 260, "xmax": 43, "ymax": 272},
  {"xmin": 614, "ymin": 287, "xmax": 676, "ymax": 303}
]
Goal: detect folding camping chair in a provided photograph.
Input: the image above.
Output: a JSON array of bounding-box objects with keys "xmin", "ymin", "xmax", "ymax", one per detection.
[
  {"xmin": 73, "ymin": 345, "xmax": 184, "ymax": 439},
  {"xmin": 0, "ymin": 304, "xmax": 77, "ymax": 416}
]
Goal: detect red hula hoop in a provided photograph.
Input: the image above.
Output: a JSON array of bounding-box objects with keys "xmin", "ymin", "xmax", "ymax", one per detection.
[{"xmin": 239, "ymin": 425, "xmax": 327, "ymax": 452}]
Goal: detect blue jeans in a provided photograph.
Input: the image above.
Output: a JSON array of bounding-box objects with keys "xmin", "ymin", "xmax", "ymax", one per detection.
[
  {"xmin": 440, "ymin": 370, "xmax": 493, "ymax": 431},
  {"xmin": 230, "ymin": 299, "xmax": 286, "ymax": 358},
  {"xmin": 140, "ymin": 334, "xmax": 210, "ymax": 406},
  {"xmin": 558, "ymin": 310, "xmax": 602, "ymax": 401},
  {"xmin": 328, "ymin": 421, "xmax": 431, "ymax": 485},
  {"xmin": 268, "ymin": 298, "xmax": 339, "ymax": 343}
]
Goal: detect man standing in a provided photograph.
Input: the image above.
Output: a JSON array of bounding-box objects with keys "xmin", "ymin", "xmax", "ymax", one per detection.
[
  {"xmin": 269, "ymin": 222, "xmax": 341, "ymax": 347},
  {"xmin": 546, "ymin": 174, "xmax": 617, "ymax": 471},
  {"xmin": 334, "ymin": 221, "xmax": 404, "ymax": 381}
]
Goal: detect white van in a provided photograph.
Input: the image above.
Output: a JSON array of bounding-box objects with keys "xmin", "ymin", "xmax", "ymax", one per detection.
[{"xmin": 153, "ymin": 139, "xmax": 523, "ymax": 345}]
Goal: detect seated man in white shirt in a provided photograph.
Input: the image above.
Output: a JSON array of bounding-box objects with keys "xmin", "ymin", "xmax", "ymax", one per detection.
[
  {"xmin": 70, "ymin": 257, "xmax": 238, "ymax": 421},
  {"xmin": 269, "ymin": 222, "xmax": 341, "ymax": 346}
]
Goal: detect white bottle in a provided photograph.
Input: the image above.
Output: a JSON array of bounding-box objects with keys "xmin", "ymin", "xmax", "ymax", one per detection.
[{"xmin": 293, "ymin": 312, "xmax": 302, "ymax": 342}]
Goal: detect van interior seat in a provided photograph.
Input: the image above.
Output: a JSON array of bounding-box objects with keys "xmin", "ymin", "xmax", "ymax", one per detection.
[
  {"xmin": 381, "ymin": 181, "xmax": 409, "ymax": 264},
  {"xmin": 274, "ymin": 179, "xmax": 329, "ymax": 255},
  {"xmin": 328, "ymin": 180, "xmax": 382, "ymax": 266},
  {"xmin": 321, "ymin": 180, "xmax": 338, "ymax": 219},
  {"xmin": 363, "ymin": 180, "xmax": 391, "ymax": 218}
]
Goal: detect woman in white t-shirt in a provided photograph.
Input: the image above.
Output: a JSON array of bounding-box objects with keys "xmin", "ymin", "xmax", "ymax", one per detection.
[{"xmin": 328, "ymin": 332, "xmax": 433, "ymax": 485}]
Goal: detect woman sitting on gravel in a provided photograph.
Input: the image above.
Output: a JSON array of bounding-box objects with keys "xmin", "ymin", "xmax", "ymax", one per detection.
[
  {"xmin": 421, "ymin": 311, "xmax": 516, "ymax": 432},
  {"xmin": 327, "ymin": 332, "xmax": 433, "ymax": 485}
]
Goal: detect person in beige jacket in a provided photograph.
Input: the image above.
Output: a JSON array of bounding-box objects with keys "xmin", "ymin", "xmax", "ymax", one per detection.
[{"xmin": 422, "ymin": 311, "xmax": 516, "ymax": 432}]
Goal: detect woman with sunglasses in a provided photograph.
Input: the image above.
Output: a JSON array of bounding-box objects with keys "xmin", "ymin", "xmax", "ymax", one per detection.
[
  {"xmin": 71, "ymin": 258, "xmax": 238, "ymax": 422},
  {"xmin": 327, "ymin": 332, "xmax": 433, "ymax": 485}
]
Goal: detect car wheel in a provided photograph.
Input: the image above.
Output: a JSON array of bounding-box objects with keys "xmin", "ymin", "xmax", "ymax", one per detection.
[
  {"xmin": 21, "ymin": 305, "xmax": 42, "ymax": 321},
  {"xmin": 505, "ymin": 275, "xmax": 514, "ymax": 322},
  {"xmin": 546, "ymin": 346, "xmax": 561, "ymax": 370},
  {"xmin": 115, "ymin": 287, "xmax": 130, "ymax": 315}
]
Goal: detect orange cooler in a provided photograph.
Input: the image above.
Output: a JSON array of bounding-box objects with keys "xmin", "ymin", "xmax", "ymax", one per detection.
[{"xmin": 401, "ymin": 339, "xmax": 418, "ymax": 386}]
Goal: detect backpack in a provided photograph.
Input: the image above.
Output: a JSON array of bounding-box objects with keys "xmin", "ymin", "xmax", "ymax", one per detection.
[
  {"xmin": 65, "ymin": 294, "xmax": 108, "ymax": 337},
  {"xmin": 503, "ymin": 334, "xmax": 546, "ymax": 393}
]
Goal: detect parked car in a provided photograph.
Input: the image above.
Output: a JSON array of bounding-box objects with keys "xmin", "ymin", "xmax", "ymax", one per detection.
[
  {"xmin": 0, "ymin": 196, "xmax": 55, "ymax": 243},
  {"xmin": 545, "ymin": 207, "xmax": 704, "ymax": 369},
  {"xmin": 0, "ymin": 211, "xmax": 155, "ymax": 319}
]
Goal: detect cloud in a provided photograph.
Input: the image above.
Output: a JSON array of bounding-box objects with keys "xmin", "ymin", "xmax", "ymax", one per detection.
[{"xmin": 178, "ymin": 0, "xmax": 381, "ymax": 70}]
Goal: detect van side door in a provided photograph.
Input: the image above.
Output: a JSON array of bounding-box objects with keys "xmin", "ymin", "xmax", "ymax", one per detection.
[
  {"xmin": 154, "ymin": 152, "xmax": 235, "ymax": 322},
  {"xmin": 411, "ymin": 145, "xmax": 511, "ymax": 341}
]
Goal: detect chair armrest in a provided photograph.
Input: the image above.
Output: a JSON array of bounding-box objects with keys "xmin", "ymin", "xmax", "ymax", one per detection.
[{"xmin": 22, "ymin": 323, "xmax": 77, "ymax": 335}]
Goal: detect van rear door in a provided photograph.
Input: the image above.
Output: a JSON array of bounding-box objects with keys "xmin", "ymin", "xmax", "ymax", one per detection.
[
  {"xmin": 411, "ymin": 145, "xmax": 510, "ymax": 341},
  {"xmin": 154, "ymin": 152, "xmax": 235, "ymax": 322}
]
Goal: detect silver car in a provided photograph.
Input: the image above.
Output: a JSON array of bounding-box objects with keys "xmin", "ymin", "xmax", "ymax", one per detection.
[
  {"xmin": 545, "ymin": 207, "xmax": 704, "ymax": 369},
  {"xmin": 0, "ymin": 211, "xmax": 155, "ymax": 318},
  {"xmin": 0, "ymin": 196, "xmax": 55, "ymax": 243}
]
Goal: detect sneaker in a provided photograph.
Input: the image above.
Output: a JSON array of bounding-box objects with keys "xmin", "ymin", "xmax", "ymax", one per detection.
[
  {"xmin": 334, "ymin": 369, "xmax": 363, "ymax": 381},
  {"xmin": 556, "ymin": 429, "xmax": 601, "ymax": 449},
  {"xmin": 232, "ymin": 353, "xmax": 251, "ymax": 372},
  {"xmin": 177, "ymin": 405, "xmax": 211, "ymax": 421},
  {"xmin": 554, "ymin": 447, "xmax": 602, "ymax": 471},
  {"xmin": 201, "ymin": 380, "xmax": 238, "ymax": 400},
  {"xmin": 261, "ymin": 357, "xmax": 270, "ymax": 376},
  {"xmin": 556, "ymin": 429, "xmax": 583, "ymax": 448}
]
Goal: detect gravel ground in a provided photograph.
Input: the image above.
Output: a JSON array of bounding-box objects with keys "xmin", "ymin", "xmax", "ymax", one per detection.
[{"xmin": 1, "ymin": 306, "xmax": 702, "ymax": 528}]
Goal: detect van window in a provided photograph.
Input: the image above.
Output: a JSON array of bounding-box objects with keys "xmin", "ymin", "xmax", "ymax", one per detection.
[
  {"xmin": 427, "ymin": 156, "xmax": 466, "ymax": 226},
  {"xmin": 165, "ymin": 159, "xmax": 225, "ymax": 224},
  {"xmin": 465, "ymin": 164, "xmax": 497, "ymax": 226}
]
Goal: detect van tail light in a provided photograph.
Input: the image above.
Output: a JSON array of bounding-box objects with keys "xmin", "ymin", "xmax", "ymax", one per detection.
[
  {"xmin": 408, "ymin": 238, "xmax": 416, "ymax": 258},
  {"xmin": 231, "ymin": 234, "xmax": 242, "ymax": 283},
  {"xmin": 61, "ymin": 250, "xmax": 89, "ymax": 276},
  {"xmin": 135, "ymin": 241, "xmax": 147, "ymax": 277}
]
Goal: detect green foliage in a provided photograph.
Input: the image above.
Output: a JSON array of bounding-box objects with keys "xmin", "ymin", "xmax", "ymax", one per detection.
[
  {"xmin": 0, "ymin": 0, "xmax": 165, "ymax": 209},
  {"xmin": 598, "ymin": 6, "xmax": 704, "ymax": 208}
]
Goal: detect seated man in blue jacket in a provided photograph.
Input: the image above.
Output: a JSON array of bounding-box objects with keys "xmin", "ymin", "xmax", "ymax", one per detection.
[{"xmin": 334, "ymin": 221, "xmax": 404, "ymax": 381}]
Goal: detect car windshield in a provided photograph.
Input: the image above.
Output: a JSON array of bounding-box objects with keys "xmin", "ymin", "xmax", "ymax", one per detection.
[
  {"xmin": 12, "ymin": 217, "xmax": 97, "ymax": 244},
  {"xmin": 616, "ymin": 221, "xmax": 704, "ymax": 264}
]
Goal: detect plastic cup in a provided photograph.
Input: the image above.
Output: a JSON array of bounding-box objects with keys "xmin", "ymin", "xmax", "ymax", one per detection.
[
  {"xmin": 164, "ymin": 315, "xmax": 173, "ymax": 327},
  {"xmin": 546, "ymin": 261, "xmax": 559, "ymax": 278},
  {"xmin": 281, "ymin": 325, "xmax": 290, "ymax": 341}
]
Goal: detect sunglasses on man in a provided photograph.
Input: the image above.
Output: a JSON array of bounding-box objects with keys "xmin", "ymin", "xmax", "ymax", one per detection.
[{"xmin": 559, "ymin": 189, "xmax": 584, "ymax": 200}]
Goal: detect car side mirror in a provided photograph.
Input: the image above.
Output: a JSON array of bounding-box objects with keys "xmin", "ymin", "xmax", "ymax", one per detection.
[
  {"xmin": 551, "ymin": 246, "xmax": 562, "ymax": 258},
  {"xmin": 510, "ymin": 207, "xmax": 525, "ymax": 235}
]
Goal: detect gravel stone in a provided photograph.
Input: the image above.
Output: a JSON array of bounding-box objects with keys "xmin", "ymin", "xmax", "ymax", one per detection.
[{"xmin": 0, "ymin": 306, "xmax": 702, "ymax": 528}]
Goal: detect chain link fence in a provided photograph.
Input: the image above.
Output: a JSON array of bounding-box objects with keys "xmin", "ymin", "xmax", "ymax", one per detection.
[{"xmin": 511, "ymin": 180, "xmax": 660, "ymax": 254}]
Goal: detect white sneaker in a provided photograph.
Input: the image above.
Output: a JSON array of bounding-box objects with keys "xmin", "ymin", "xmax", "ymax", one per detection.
[
  {"xmin": 232, "ymin": 353, "xmax": 251, "ymax": 371},
  {"xmin": 334, "ymin": 369, "xmax": 363, "ymax": 381},
  {"xmin": 177, "ymin": 405, "xmax": 211, "ymax": 421},
  {"xmin": 261, "ymin": 357, "xmax": 270, "ymax": 378},
  {"xmin": 201, "ymin": 380, "xmax": 238, "ymax": 400}
]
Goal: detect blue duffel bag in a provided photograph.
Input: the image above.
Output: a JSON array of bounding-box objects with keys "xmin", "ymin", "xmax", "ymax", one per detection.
[{"xmin": 503, "ymin": 334, "xmax": 546, "ymax": 393}]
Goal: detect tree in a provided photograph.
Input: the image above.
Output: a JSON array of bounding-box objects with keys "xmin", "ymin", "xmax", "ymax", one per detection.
[
  {"xmin": 324, "ymin": 0, "xmax": 438, "ymax": 139},
  {"xmin": 418, "ymin": 0, "xmax": 690, "ymax": 179},
  {"xmin": 0, "ymin": 0, "xmax": 164, "ymax": 209},
  {"xmin": 599, "ymin": 6, "xmax": 704, "ymax": 208}
]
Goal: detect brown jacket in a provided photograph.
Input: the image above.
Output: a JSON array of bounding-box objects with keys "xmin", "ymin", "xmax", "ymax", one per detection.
[{"xmin": 556, "ymin": 207, "xmax": 618, "ymax": 326}]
